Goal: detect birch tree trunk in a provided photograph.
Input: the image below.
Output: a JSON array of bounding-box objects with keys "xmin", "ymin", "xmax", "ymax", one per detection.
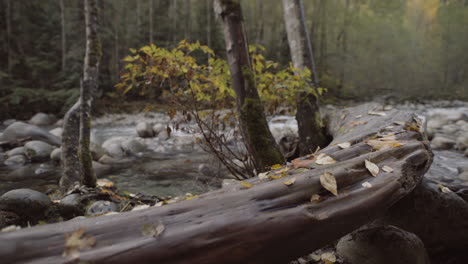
[
  {"xmin": 282, "ymin": 0, "xmax": 329, "ymax": 155},
  {"xmin": 59, "ymin": 0, "xmax": 66, "ymax": 72},
  {"xmin": 214, "ymin": 0, "xmax": 284, "ymax": 173},
  {"xmin": 79, "ymin": 0, "xmax": 101, "ymax": 187}
]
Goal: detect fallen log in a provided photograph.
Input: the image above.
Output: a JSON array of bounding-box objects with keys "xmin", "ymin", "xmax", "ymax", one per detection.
[{"xmin": 0, "ymin": 103, "xmax": 433, "ymax": 264}]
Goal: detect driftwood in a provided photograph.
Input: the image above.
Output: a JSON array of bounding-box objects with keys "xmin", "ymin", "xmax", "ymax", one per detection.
[{"xmin": 0, "ymin": 103, "xmax": 433, "ymax": 264}]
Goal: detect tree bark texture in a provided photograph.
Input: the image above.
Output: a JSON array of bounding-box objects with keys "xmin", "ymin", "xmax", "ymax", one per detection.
[
  {"xmin": 214, "ymin": 0, "xmax": 284, "ymax": 172},
  {"xmin": 282, "ymin": 0, "xmax": 328, "ymax": 156},
  {"xmin": 79, "ymin": 0, "xmax": 101, "ymax": 188},
  {"xmin": 60, "ymin": 102, "xmax": 81, "ymax": 189},
  {"xmin": 0, "ymin": 103, "xmax": 433, "ymax": 264},
  {"xmin": 6, "ymin": 0, "xmax": 12, "ymax": 74},
  {"xmin": 60, "ymin": 0, "xmax": 66, "ymax": 72},
  {"xmin": 149, "ymin": 0, "xmax": 153, "ymax": 44}
]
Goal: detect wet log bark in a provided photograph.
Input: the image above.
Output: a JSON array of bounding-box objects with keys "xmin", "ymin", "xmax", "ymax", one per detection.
[{"xmin": 0, "ymin": 103, "xmax": 433, "ymax": 264}]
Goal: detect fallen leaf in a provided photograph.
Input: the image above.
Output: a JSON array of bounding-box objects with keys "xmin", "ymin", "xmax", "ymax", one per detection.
[
  {"xmin": 283, "ymin": 177, "xmax": 296, "ymax": 186},
  {"xmin": 394, "ymin": 121, "xmax": 406, "ymax": 126},
  {"xmin": 63, "ymin": 227, "xmax": 96, "ymax": 259},
  {"xmin": 310, "ymin": 253, "xmax": 321, "ymax": 261},
  {"xmin": 385, "ymin": 125, "xmax": 394, "ymax": 129},
  {"xmin": 154, "ymin": 201, "xmax": 164, "ymax": 207},
  {"xmin": 365, "ymin": 160, "xmax": 379, "ymax": 177},
  {"xmin": 355, "ymin": 115, "xmax": 363, "ymax": 118},
  {"xmin": 367, "ymin": 139, "xmax": 404, "ymax": 151},
  {"xmin": 271, "ymin": 164, "xmax": 283, "ymax": 170},
  {"xmin": 132, "ymin": 204, "xmax": 150, "ymax": 211},
  {"xmin": 337, "ymin": 142, "xmax": 351, "ymax": 149},
  {"xmin": 438, "ymin": 184, "xmax": 452, "ymax": 193},
  {"xmin": 320, "ymin": 172, "xmax": 338, "ymax": 196},
  {"xmin": 380, "ymin": 135, "xmax": 396, "ymax": 141},
  {"xmin": 382, "ymin": 165, "xmax": 393, "ymax": 173},
  {"xmin": 292, "ymin": 157, "xmax": 316, "ymax": 169},
  {"xmin": 240, "ymin": 181, "xmax": 253, "ymax": 189},
  {"xmin": 368, "ymin": 110, "xmax": 386, "ymax": 116},
  {"xmin": 97, "ymin": 179, "xmax": 114, "ymax": 189},
  {"xmin": 310, "ymin": 194, "xmax": 322, "ymax": 202},
  {"xmin": 142, "ymin": 221, "xmax": 165, "ymax": 238},
  {"xmin": 321, "ymin": 252, "xmax": 337, "ymax": 264},
  {"xmin": 362, "ymin": 181, "xmax": 372, "ymax": 188},
  {"xmin": 316, "ymin": 153, "xmax": 337, "ymax": 165},
  {"xmin": 258, "ymin": 172, "xmax": 269, "ymax": 179},
  {"xmin": 185, "ymin": 195, "xmax": 198, "ymax": 200},
  {"xmin": 349, "ymin": 120, "xmax": 368, "ymax": 126},
  {"xmin": 406, "ymin": 123, "xmax": 420, "ymax": 131}
]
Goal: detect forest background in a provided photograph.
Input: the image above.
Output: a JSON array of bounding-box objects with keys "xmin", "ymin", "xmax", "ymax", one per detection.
[{"xmin": 1, "ymin": 0, "xmax": 467, "ymax": 120}]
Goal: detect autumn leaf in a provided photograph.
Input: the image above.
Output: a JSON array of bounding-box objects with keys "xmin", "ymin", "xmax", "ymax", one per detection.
[
  {"xmin": 349, "ymin": 120, "xmax": 368, "ymax": 126},
  {"xmin": 321, "ymin": 252, "xmax": 337, "ymax": 264},
  {"xmin": 438, "ymin": 184, "xmax": 452, "ymax": 193},
  {"xmin": 142, "ymin": 221, "xmax": 165, "ymax": 238},
  {"xmin": 240, "ymin": 181, "xmax": 253, "ymax": 189},
  {"xmin": 310, "ymin": 194, "xmax": 322, "ymax": 202},
  {"xmin": 320, "ymin": 172, "xmax": 338, "ymax": 196},
  {"xmin": 382, "ymin": 165, "xmax": 393, "ymax": 173},
  {"xmin": 365, "ymin": 160, "xmax": 379, "ymax": 177},
  {"xmin": 292, "ymin": 156, "xmax": 316, "ymax": 169},
  {"xmin": 316, "ymin": 153, "xmax": 337, "ymax": 165},
  {"xmin": 283, "ymin": 177, "xmax": 296, "ymax": 186},
  {"xmin": 367, "ymin": 139, "xmax": 405, "ymax": 151},
  {"xmin": 258, "ymin": 172, "xmax": 269, "ymax": 179},
  {"xmin": 63, "ymin": 227, "xmax": 96, "ymax": 259},
  {"xmin": 337, "ymin": 142, "xmax": 351, "ymax": 149},
  {"xmin": 97, "ymin": 179, "xmax": 114, "ymax": 189},
  {"xmin": 362, "ymin": 181, "xmax": 372, "ymax": 188},
  {"xmin": 270, "ymin": 164, "xmax": 283, "ymax": 170},
  {"xmin": 368, "ymin": 110, "xmax": 386, "ymax": 116}
]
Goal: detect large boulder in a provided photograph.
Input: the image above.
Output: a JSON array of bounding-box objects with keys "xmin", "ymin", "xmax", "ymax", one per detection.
[
  {"xmin": 0, "ymin": 122, "xmax": 61, "ymax": 146},
  {"xmin": 24, "ymin": 141, "xmax": 54, "ymax": 161},
  {"xmin": 456, "ymin": 135, "xmax": 468, "ymax": 151},
  {"xmin": 152, "ymin": 123, "xmax": 165, "ymax": 136},
  {"xmin": 86, "ymin": 200, "xmax": 119, "ymax": 216},
  {"xmin": 337, "ymin": 225, "xmax": 429, "ymax": 264},
  {"xmin": 102, "ymin": 137, "xmax": 126, "ymax": 158},
  {"xmin": 121, "ymin": 139, "xmax": 146, "ymax": 156},
  {"xmin": 90, "ymin": 142, "xmax": 106, "ymax": 161},
  {"xmin": 431, "ymin": 136, "xmax": 456, "ymax": 150},
  {"xmin": 136, "ymin": 122, "xmax": 154, "ymax": 138},
  {"xmin": 4, "ymin": 155, "xmax": 27, "ymax": 166},
  {"xmin": 28, "ymin": 113, "xmax": 57, "ymax": 126},
  {"xmin": 0, "ymin": 189, "xmax": 52, "ymax": 221}
]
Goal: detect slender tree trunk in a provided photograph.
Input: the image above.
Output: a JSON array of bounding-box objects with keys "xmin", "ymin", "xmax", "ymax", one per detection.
[
  {"xmin": 282, "ymin": 0, "xmax": 328, "ymax": 156},
  {"xmin": 149, "ymin": 0, "xmax": 153, "ymax": 43},
  {"xmin": 114, "ymin": 0, "xmax": 119, "ymax": 81},
  {"xmin": 172, "ymin": 0, "xmax": 178, "ymax": 43},
  {"xmin": 339, "ymin": 0, "xmax": 350, "ymax": 92},
  {"xmin": 214, "ymin": 0, "xmax": 284, "ymax": 173},
  {"xmin": 6, "ymin": 0, "xmax": 12, "ymax": 75},
  {"xmin": 60, "ymin": 102, "xmax": 81, "ymax": 189},
  {"xmin": 207, "ymin": 0, "xmax": 211, "ymax": 50},
  {"xmin": 185, "ymin": 0, "xmax": 192, "ymax": 41},
  {"xmin": 59, "ymin": 0, "xmax": 66, "ymax": 72},
  {"xmin": 255, "ymin": 0, "xmax": 264, "ymax": 44},
  {"xmin": 79, "ymin": 0, "xmax": 101, "ymax": 187},
  {"xmin": 319, "ymin": 0, "xmax": 327, "ymax": 71}
]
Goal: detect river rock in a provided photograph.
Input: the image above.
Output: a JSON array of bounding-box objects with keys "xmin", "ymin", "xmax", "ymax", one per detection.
[
  {"xmin": 102, "ymin": 137, "xmax": 127, "ymax": 158},
  {"xmin": 152, "ymin": 123, "xmax": 165, "ymax": 136},
  {"xmin": 93, "ymin": 161, "xmax": 112, "ymax": 177},
  {"xmin": 58, "ymin": 194, "xmax": 83, "ymax": 218},
  {"xmin": 459, "ymin": 172, "xmax": 468, "ymax": 181},
  {"xmin": 4, "ymin": 155, "xmax": 27, "ymax": 166},
  {"xmin": 456, "ymin": 135, "xmax": 468, "ymax": 151},
  {"xmin": 0, "ymin": 211, "xmax": 21, "ymax": 229},
  {"xmin": 24, "ymin": 140, "xmax": 54, "ymax": 161},
  {"xmin": 136, "ymin": 122, "xmax": 154, "ymax": 138},
  {"xmin": 3, "ymin": 119, "xmax": 16, "ymax": 126},
  {"xmin": 0, "ymin": 122, "xmax": 61, "ymax": 146},
  {"xmin": 86, "ymin": 200, "xmax": 119, "ymax": 216},
  {"xmin": 465, "ymin": 149, "xmax": 468, "ymax": 157},
  {"xmin": 49, "ymin": 127, "xmax": 63, "ymax": 138},
  {"xmin": 6, "ymin": 147, "xmax": 25, "ymax": 157},
  {"xmin": 29, "ymin": 113, "xmax": 57, "ymax": 126},
  {"xmin": 431, "ymin": 136, "xmax": 456, "ymax": 150},
  {"xmin": 0, "ymin": 189, "xmax": 52, "ymax": 220},
  {"xmin": 121, "ymin": 139, "xmax": 146, "ymax": 156},
  {"xmin": 50, "ymin": 148, "xmax": 62, "ymax": 162},
  {"xmin": 337, "ymin": 225, "xmax": 429, "ymax": 264},
  {"xmin": 90, "ymin": 142, "xmax": 106, "ymax": 161}
]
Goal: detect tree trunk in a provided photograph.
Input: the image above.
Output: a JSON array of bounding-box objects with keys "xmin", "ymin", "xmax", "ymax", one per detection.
[
  {"xmin": 214, "ymin": 0, "xmax": 284, "ymax": 173},
  {"xmin": 149, "ymin": 0, "xmax": 153, "ymax": 44},
  {"xmin": 206, "ymin": 0, "xmax": 211, "ymax": 56},
  {"xmin": 184, "ymin": 0, "xmax": 192, "ymax": 41},
  {"xmin": 79, "ymin": 0, "xmax": 101, "ymax": 188},
  {"xmin": 0, "ymin": 104, "xmax": 433, "ymax": 264},
  {"xmin": 59, "ymin": 0, "xmax": 66, "ymax": 72},
  {"xmin": 255, "ymin": 0, "xmax": 264, "ymax": 44},
  {"xmin": 339, "ymin": 0, "xmax": 350, "ymax": 92},
  {"xmin": 171, "ymin": 0, "xmax": 178, "ymax": 43},
  {"xmin": 60, "ymin": 102, "xmax": 81, "ymax": 189},
  {"xmin": 6, "ymin": 0, "xmax": 12, "ymax": 75},
  {"xmin": 282, "ymin": 0, "xmax": 328, "ymax": 156}
]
